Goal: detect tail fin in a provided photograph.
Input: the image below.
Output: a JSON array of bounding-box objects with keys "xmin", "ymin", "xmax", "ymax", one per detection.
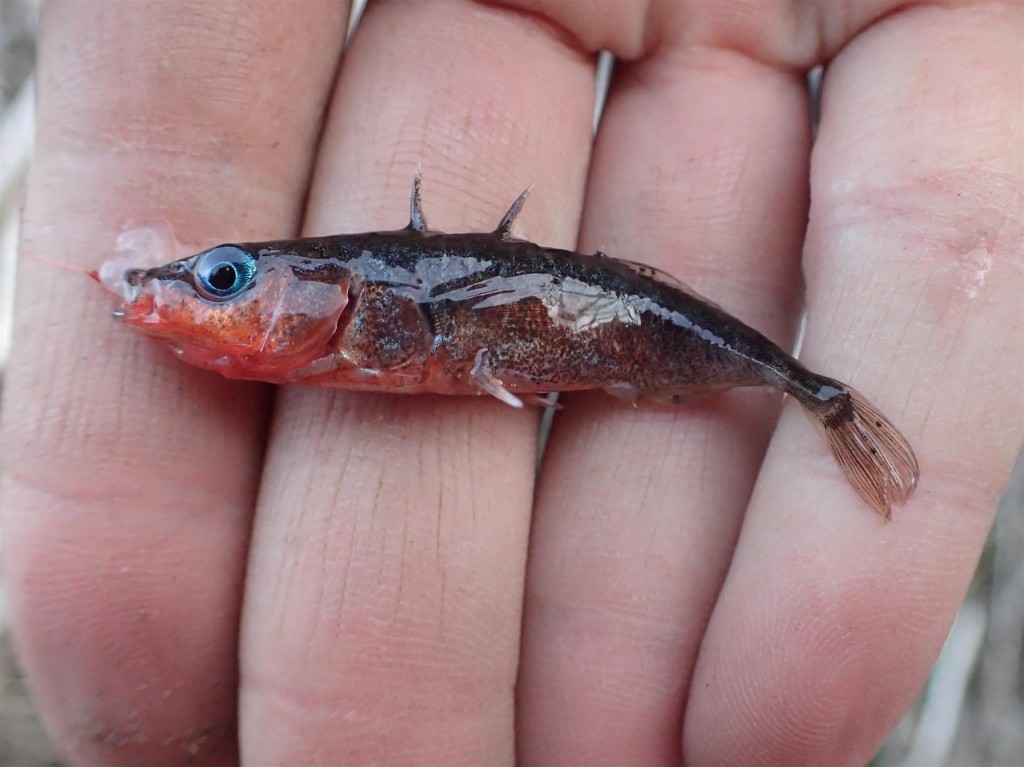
[{"xmin": 797, "ymin": 379, "xmax": 919, "ymax": 520}]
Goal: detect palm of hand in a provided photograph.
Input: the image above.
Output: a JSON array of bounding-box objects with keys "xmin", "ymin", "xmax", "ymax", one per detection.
[{"xmin": 3, "ymin": 2, "xmax": 1021, "ymax": 766}]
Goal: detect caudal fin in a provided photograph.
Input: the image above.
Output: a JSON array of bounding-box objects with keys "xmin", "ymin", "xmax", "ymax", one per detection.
[{"xmin": 800, "ymin": 380, "xmax": 919, "ymax": 520}]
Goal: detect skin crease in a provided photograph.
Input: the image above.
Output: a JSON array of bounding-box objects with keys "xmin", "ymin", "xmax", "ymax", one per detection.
[{"xmin": 0, "ymin": 2, "xmax": 1020, "ymax": 767}]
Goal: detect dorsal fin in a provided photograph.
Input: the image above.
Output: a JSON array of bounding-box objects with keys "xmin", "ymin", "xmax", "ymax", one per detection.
[
  {"xmin": 613, "ymin": 257, "xmax": 689, "ymax": 289},
  {"xmin": 609, "ymin": 256, "xmax": 722, "ymax": 307},
  {"xmin": 494, "ymin": 185, "xmax": 533, "ymax": 240},
  {"xmin": 408, "ymin": 169, "xmax": 429, "ymax": 233}
]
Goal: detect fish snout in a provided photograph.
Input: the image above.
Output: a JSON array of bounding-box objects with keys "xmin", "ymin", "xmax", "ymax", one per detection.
[{"xmin": 114, "ymin": 268, "xmax": 161, "ymax": 323}]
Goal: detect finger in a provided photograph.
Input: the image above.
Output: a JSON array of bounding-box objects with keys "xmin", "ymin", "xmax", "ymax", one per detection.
[
  {"xmin": 0, "ymin": 2, "xmax": 347, "ymax": 765},
  {"xmin": 235, "ymin": 1, "xmax": 596, "ymax": 764},
  {"xmin": 515, "ymin": 8, "xmax": 812, "ymax": 765},
  {"xmin": 685, "ymin": 3, "xmax": 1023, "ymax": 765}
]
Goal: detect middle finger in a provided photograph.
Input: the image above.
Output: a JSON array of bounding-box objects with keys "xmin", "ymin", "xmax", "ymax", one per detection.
[{"xmin": 237, "ymin": 1, "xmax": 597, "ymax": 763}]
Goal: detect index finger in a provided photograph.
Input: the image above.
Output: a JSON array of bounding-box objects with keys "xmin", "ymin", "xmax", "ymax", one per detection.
[{"xmin": 1, "ymin": 2, "xmax": 347, "ymax": 764}]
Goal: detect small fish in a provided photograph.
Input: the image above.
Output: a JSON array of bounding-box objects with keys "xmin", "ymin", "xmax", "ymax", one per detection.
[{"xmin": 107, "ymin": 174, "xmax": 918, "ymax": 519}]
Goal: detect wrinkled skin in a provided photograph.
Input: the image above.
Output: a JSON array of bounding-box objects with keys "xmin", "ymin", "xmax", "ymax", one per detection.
[{"xmin": 2, "ymin": 1, "xmax": 1021, "ymax": 766}]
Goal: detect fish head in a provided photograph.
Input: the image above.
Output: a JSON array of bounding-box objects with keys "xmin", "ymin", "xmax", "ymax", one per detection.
[{"xmin": 113, "ymin": 244, "xmax": 350, "ymax": 378}]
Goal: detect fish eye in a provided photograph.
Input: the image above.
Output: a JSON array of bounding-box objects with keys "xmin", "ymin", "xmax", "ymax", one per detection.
[{"xmin": 194, "ymin": 245, "xmax": 257, "ymax": 300}]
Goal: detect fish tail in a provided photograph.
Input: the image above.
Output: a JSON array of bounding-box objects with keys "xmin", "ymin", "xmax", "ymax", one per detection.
[{"xmin": 787, "ymin": 374, "xmax": 919, "ymax": 520}]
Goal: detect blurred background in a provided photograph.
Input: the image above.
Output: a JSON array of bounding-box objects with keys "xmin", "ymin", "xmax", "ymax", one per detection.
[{"xmin": 1, "ymin": 1, "xmax": 1020, "ymax": 765}]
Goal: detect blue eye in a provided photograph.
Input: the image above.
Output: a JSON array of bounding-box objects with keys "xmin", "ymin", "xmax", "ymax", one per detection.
[{"xmin": 194, "ymin": 246, "xmax": 256, "ymax": 300}]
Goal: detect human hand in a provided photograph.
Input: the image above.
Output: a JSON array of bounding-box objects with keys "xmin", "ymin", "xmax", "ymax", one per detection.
[{"xmin": 3, "ymin": 2, "xmax": 1020, "ymax": 765}]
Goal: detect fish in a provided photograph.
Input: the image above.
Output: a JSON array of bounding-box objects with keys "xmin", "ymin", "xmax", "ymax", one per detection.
[{"xmin": 106, "ymin": 173, "xmax": 919, "ymax": 519}]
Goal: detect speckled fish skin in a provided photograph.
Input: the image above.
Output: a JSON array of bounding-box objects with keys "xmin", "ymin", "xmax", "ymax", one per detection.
[
  {"xmin": 112, "ymin": 177, "xmax": 919, "ymax": 518},
  {"xmin": 231, "ymin": 232, "xmax": 800, "ymax": 393}
]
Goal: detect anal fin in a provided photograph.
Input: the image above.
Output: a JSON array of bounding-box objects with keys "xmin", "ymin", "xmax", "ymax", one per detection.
[
  {"xmin": 603, "ymin": 383, "xmax": 731, "ymax": 407},
  {"xmin": 641, "ymin": 385, "xmax": 731, "ymax": 406}
]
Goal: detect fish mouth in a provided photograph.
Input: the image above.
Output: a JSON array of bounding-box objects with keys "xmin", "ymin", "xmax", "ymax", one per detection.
[
  {"xmin": 105, "ymin": 266, "xmax": 146, "ymax": 319},
  {"xmin": 116, "ymin": 295, "xmax": 156, "ymax": 323},
  {"xmin": 114, "ymin": 278, "xmax": 158, "ymax": 324}
]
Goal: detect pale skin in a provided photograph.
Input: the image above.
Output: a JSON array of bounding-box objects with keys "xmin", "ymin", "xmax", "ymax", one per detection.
[{"xmin": 2, "ymin": 1, "xmax": 1021, "ymax": 765}]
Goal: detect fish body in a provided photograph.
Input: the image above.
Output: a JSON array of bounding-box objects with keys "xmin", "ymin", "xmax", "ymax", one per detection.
[{"xmin": 112, "ymin": 176, "xmax": 918, "ymax": 518}]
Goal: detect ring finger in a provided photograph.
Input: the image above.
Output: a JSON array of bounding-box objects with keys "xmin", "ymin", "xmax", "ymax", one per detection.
[{"xmin": 516, "ymin": 9, "xmax": 812, "ymax": 765}]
